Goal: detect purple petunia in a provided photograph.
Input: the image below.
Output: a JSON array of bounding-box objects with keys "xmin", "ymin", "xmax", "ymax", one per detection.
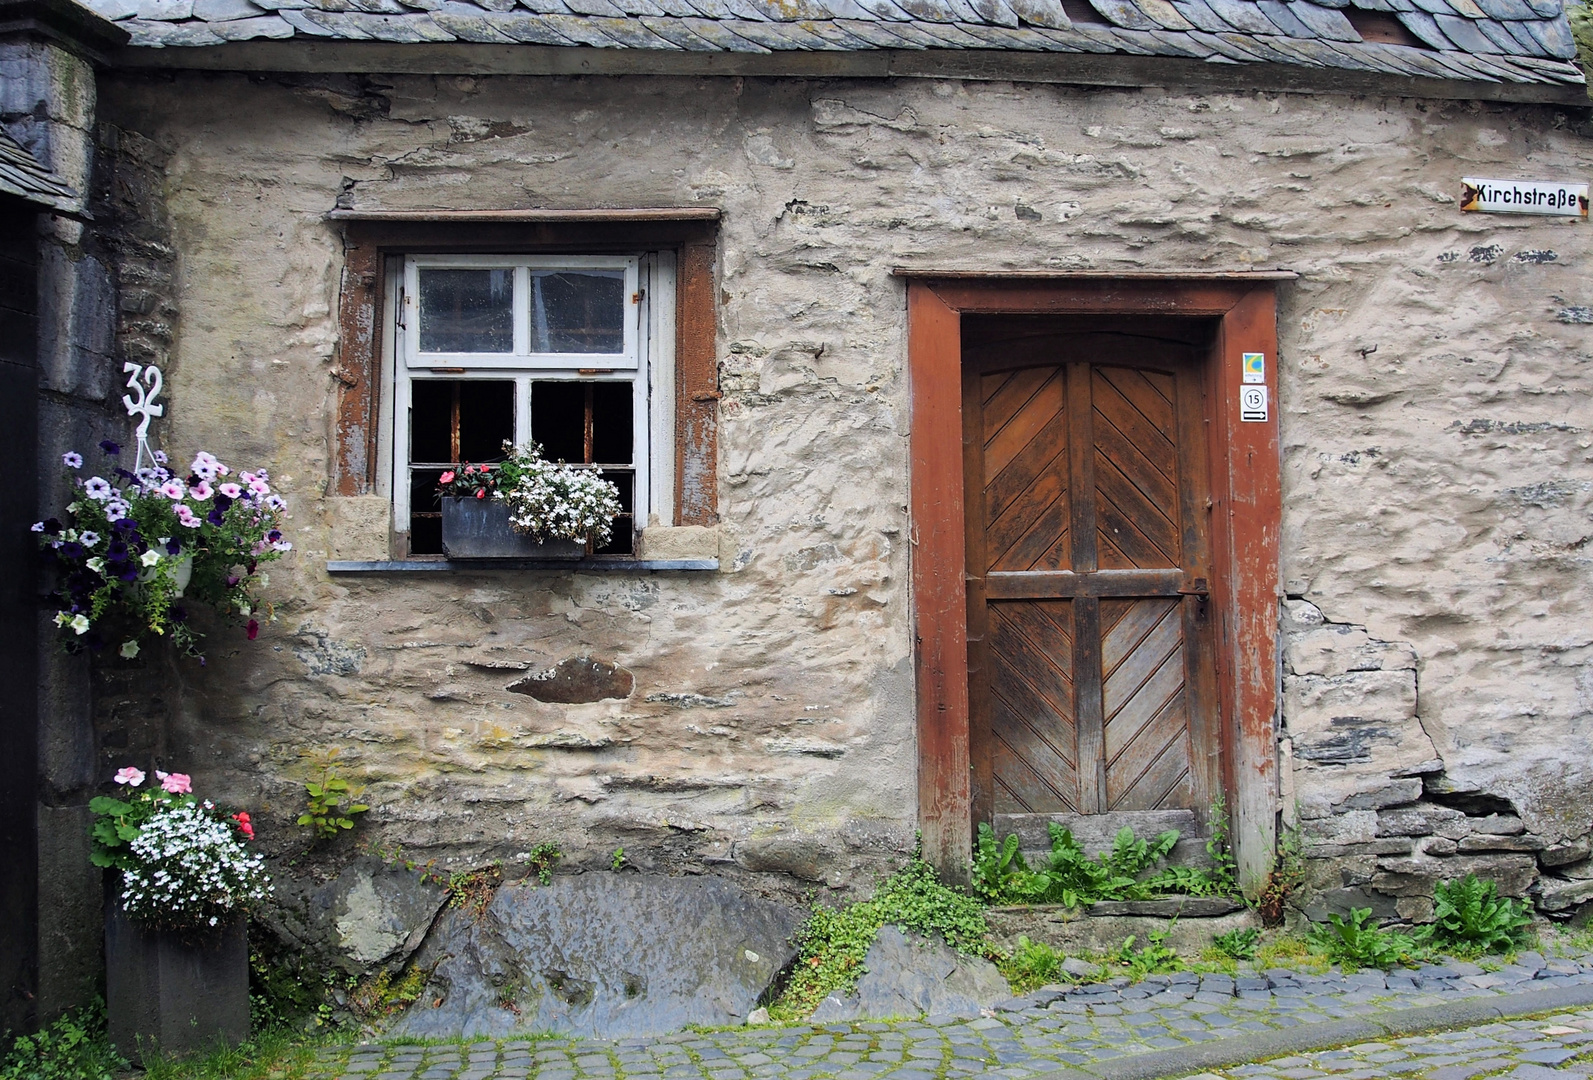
[
  {"xmin": 99, "ymin": 440, "xmax": 120, "ymax": 456},
  {"xmin": 62, "ymin": 452, "xmax": 82, "ymax": 469}
]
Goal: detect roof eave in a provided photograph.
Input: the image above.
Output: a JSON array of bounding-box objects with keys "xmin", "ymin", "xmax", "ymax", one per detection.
[{"xmin": 108, "ymin": 39, "xmax": 1591, "ymax": 106}]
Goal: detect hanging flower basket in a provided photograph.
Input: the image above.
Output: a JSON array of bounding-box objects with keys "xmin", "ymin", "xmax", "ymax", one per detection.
[{"xmin": 35, "ymin": 442, "xmax": 291, "ymax": 660}]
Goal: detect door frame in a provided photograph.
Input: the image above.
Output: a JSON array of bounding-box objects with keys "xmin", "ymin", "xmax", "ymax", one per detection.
[{"xmin": 903, "ymin": 272, "xmax": 1292, "ymax": 892}]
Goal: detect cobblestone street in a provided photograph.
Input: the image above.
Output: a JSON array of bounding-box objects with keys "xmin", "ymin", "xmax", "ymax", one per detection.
[{"xmin": 306, "ymin": 949, "xmax": 1593, "ymax": 1080}]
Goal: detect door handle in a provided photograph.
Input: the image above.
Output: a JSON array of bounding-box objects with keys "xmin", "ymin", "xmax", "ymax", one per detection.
[{"xmin": 1178, "ymin": 578, "xmax": 1209, "ymax": 597}]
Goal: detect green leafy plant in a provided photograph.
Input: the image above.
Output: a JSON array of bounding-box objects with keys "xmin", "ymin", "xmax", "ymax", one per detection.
[
  {"xmin": 1256, "ymin": 824, "xmax": 1305, "ymax": 925},
  {"xmin": 296, "ymin": 751, "xmax": 369, "ymax": 839},
  {"xmin": 772, "ymin": 856, "xmax": 989, "ymax": 1020},
  {"xmin": 1102, "ymin": 928, "xmax": 1182, "ymax": 978},
  {"xmin": 1418, "ymin": 874, "xmax": 1533, "ymax": 955},
  {"xmin": 1213, "ymin": 926, "xmax": 1262, "ymax": 960},
  {"xmin": 998, "ymin": 935, "xmax": 1063, "ymax": 993},
  {"xmin": 0, "ymin": 1002, "xmax": 124, "ymax": 1080},
  {"xmin": 974, "ymin": 814, "xmax": 1238, "ymax": 908},
  {"xmin": 611, "ymin": 847, "xmax": 626, "ymax": 871},
  {"xmin": 447, "ymin": 862, "xmax": 503, "ymax": 919},
  {"xmin": 1307, "ymin": 908, "xmax": 1422, "ymax": 969},
  {"xmin": 526, "ymin": 842, "xmax": 561, "ymax": 885},
  {"xmin": 971, "ymin": 824, "xmax": 1052, "ymax": 904}
]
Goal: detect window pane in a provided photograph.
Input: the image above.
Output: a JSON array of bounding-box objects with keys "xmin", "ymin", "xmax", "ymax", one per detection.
[
  {"xmin": 410, "ymin": 381, "xmax": 454, "ymax": 464},
  {"xmin": 531, "ymin": 381, "xmax": 586, "ymax": 463},
  {"xmin": 419, "ymin": 269, "xmax": 513, "ymax": 353},
  {"xmin": 409, "ymin": 467, "xmax": 445, "ymax": 555},
  {"xmin": 410, "ymin": 379, "xmax": 515, "ymax": 464},
  {"xmin": 594, "ymin": 471, "xmax": 634, "ymax": 556},
  {"xmin": 459, "ymin": 381, "xmax": 515, "ymax": 464},
  {"xmin": 591, "ymin": 382, "xmax": 633, "ymax": 466},
  {"xmin": 530, "ymin": 270, "xmax": 625, "ymax": 354}
]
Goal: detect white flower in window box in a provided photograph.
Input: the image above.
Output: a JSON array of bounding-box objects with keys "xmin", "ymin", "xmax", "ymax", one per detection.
[{"xmin": 437, "ymin": 442, "xmax": 623, "ymax": 559}]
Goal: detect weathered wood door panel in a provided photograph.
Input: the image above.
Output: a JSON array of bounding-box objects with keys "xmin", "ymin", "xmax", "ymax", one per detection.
[{"xmin": 965, "ymin": 319, "xmax": 1219, "ymax": 844}]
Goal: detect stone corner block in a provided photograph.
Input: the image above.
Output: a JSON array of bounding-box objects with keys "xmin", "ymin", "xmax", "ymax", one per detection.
[
  {"xmin": 327, "ymin": 496, "xmax": 391, "ymax": 561},
  {"xmin": 637, "ymin": 524, "xmax": 719, "ymax": 561}
]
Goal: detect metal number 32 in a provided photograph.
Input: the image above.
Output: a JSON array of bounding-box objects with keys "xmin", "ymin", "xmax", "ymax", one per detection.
[{"xmin": 122, "ymin": 362, "xmax": 165, "ymax": 439}]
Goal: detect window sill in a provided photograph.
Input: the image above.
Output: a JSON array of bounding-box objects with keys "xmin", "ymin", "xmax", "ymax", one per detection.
[{"xmin": 326, "ymin": 557, "xmax": 718, "ymax": 573}]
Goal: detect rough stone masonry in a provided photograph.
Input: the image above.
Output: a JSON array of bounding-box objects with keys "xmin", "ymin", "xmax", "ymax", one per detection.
[{"xmin": 85, "ymin": 70, "xmax": 1593, "ymax": 970}]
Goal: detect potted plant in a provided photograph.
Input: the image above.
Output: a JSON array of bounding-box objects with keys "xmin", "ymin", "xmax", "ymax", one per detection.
[
  {"xmin": 35, "ymin": 442, "xmax": 292, "ymax": 661},
  {"xmin": 438, "ymin": 441, "xmax": 622, "ymax": 559},
  {"xmin": 91, "ymin": 766, "xmax": 270, "ymax": 1061}
]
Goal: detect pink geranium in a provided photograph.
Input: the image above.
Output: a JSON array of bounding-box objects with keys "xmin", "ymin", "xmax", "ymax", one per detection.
[
  {"xmin": 114, "ymin": 767, "xmax": 145, "ymax": 787},
  {"xmin": 155, "ymin": 770, "xmax": 192, "ymax": 794}
]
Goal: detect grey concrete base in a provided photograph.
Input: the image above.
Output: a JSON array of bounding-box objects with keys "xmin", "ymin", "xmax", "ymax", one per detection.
[
  {"xmin": 105, "ymin": 905, "xmax": 250, "ymax": 1064},
  {"xmin": 985, "ymin": 904, "xmax": 1261, "ymax": 957},
  {"xmin": 1025, "ymin": 982, "xmax": 1593, "ymax": 1080}
]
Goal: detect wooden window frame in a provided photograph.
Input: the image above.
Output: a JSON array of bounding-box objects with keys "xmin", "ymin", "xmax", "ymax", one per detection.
[
  {"xmin": 902, "ymin": 272, "xmax": 1291, "ymax": 890},
  {"xmin": 330, "ymin": 210, "xmax": 720, "ymax": 533}
]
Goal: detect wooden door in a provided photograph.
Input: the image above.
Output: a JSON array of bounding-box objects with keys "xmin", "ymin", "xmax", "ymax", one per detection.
[{"xmin": 963, "ymin": 317, "xmax": 1220, "ymax": 845}]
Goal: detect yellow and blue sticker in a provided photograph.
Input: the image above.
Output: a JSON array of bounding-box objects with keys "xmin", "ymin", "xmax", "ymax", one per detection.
[{"xmin": 1242, "ymin": 352, "xmax": 1265, "ymax": 384}]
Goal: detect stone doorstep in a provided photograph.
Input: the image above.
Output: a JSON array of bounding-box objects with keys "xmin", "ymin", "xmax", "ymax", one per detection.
[{"xmin": 985, "ymin": 905, "xmax": 1260, "ymax": 958}]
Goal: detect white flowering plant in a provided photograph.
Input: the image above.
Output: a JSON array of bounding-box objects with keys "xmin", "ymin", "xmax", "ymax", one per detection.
[
  {"xmin": 36, "ymin": 441, "xmax": 291, "ymax": 661},
  {"xmin": 490, "ymin": 441, "xmax": 623, "ymax": 546},
  {"xmin": 90, "ymin": 766, "xmax": 270, "ymax": 931}
]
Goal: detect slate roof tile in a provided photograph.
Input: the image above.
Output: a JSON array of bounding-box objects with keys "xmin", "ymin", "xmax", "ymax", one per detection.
[
  {"xmin": 0, "ymin": 129, "xmax": 78, "ymax": 211},
  {"xmin": 1254, "ymin": 0, "xmax": 1315, "ymax": 34},
  {"xmin": 1395, "ymin": 9, "xmax": 1453, "ymax": 45},
  {"xmin": 1184, "ymin": 26, "xmax": 1269, "ymax": 55},
  {"xmin": 1196, "ymin": 0, "xmax": 1274, "ymax": 33},
  {"xmin": 1521, "ymin": 15, "xmax": 1573, "ymax": 53},
  {"xmin": 830, "ymin": 14, "xmax": 927, "ymax": 39},
  {"xmin": 1007, "ymin": 0, "xmax": 1072, "ymax": 30},
  {"xmin": 109, "ymin": 0, "xmax": 1587, "ymax": 96},
  {"xmin": 210, "ymin": 12, "xmax": 295, "ymax": 31},
  {"xmin": 1168, "ymin": 0, "xmax": 1232, "ymax": 32},
  {"xmin": 1286, "ymin": 0, "xmax": 1356, "ymax": 38},
  {"xmin": 1131, "ymin": 0, "xmax": 1197, "ymax": 31}
]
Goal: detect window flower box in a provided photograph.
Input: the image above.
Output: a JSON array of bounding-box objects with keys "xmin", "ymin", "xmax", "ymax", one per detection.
[{"xmin": 440, "ymin": 497, "xmax": 585, "ymax": 559}]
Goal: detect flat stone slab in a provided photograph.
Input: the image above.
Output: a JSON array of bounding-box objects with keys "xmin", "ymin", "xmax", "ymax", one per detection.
[
  {"xmin": 808, "ymin": 926, "xmax": 1008, "ymax": 1022},
  {"xmin": 1087, "ymin": 898, "xmax": 1243, "ymax": 917},
  {"xmin": 390, "ymin": 873, "xmax": 801, "ymax": 1039},
  {"xmin": 986, "ymin": 903, "xmax": 1259, "ymax": 956}
]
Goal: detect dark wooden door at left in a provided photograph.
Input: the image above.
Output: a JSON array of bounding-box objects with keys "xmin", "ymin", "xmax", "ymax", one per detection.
[{"xmin": 962, "ymin": 317, "xmax": 1221, "ymax": 841}]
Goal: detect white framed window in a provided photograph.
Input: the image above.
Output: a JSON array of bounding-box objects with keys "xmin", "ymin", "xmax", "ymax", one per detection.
[{"xmin": 383, "ymin": 252, "xmax": 676, "ymax": 558}]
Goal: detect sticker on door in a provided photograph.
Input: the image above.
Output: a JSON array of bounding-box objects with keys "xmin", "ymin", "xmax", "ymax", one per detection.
[{"xmin": 1240, "ymin": 385, "xmax": 1268, "ymax": 422}]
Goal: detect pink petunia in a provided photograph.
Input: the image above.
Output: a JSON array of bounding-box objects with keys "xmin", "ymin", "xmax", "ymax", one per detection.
[
  {"xmin": 217, "ymin": 483, "xmax": 243, "ymax": 499},
  {"xmin": 160, "ymin": 481, "xmax": 186, "ymax": 500},
  {"xmin": 248, "ymin": 479, "xmax": 271, "ymax": 495},
  {"xmin": 189, "ymin": 481, "xmax": 214, "ymax": 500},
  {"xmin": 113, "ymin": 767, "xmax": 145, "ymax": 787}
]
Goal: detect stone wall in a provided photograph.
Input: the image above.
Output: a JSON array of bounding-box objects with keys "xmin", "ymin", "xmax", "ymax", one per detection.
[{"xmin": 89, "ymin": 70, "xmax": 1593, "ymax": 966}]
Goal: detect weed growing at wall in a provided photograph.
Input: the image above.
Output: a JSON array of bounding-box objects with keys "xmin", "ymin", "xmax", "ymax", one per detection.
[
  {"xmin": 1418, "ymin": 874, "xmax": 1534, "ymax": 956},
  {"xmin": 771, "ymin": 858, "xmax": 989, "ymax": 1020},
  {"xmin": 1212, "ymin": 926, "xmax": 1261, "ymax": 961},
  {"xmin": 1571, "ymin": 2, "xmax": 1593, "ymax": 99},
  {"xmin": 998, "ymin": 936, "xmax": 1063, "ymax": 993},
  {"xmin": 972, "ymin": 819, "xmax": 1238, "ymax": 907},
  {"xmin": 296, "ymin": 751, "xmax": 369, "ymax": 840},
  {"xmin": 1307, "ymin": 908, "xmax": 1422, "ymax": 969},
  {"xmin": 0, "ymin": 1003, "xmax": 124, "ymax": 1080}
]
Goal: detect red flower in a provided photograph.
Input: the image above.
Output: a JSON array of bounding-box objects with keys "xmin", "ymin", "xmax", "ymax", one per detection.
[
  {"xmin": 475, "ymin": 488, "xmax": 486, "ymax": 499},
  {"xmin": 463, "ymin": 464, "xmax": 476, "ymax": 474},
  {"xmin": 246, "ymin": 619, "xmax": 259, "ymax": 640},
  {"xmin": 438, "ymin": 470, "xmax": 456, "ymax": 485},
  {"xmin": 231, "ymin": 811, "xmax": 254, "ymax": 840}
]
